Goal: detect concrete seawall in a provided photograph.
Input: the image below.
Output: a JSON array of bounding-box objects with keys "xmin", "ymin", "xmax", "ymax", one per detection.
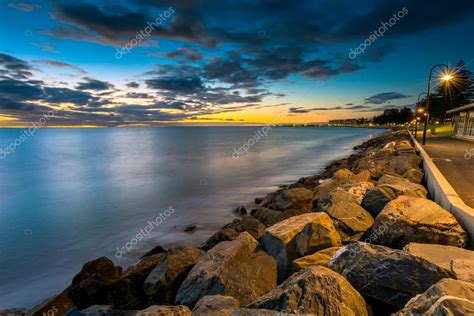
[{"xmin": 410, "ymin": 134, "xmax": 474, "ymax": 249}]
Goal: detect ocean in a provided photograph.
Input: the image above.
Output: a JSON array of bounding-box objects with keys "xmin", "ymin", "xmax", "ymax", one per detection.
[{"xmin": 0, "ymin": 126, "xmax": 383, "ymax": 308}]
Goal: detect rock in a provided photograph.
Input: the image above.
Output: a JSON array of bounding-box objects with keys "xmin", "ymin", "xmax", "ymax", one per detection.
[
  {"xmin": 64, "ymin": 257, "xmax": 123, "ymax": 309},
  {"xmin": 371, "ymin": 196, "xmax": 467, "ymax": 248},
  {"xmin": 231, "ymin": 309, "xmax": 290, "ymax": 315},
  {"xmin": 135, "ymin": 305, "xmax": 192, "ymax": 316},
  {"xmin": 387, "ymin": 155, "xmax": 421, "ymax": 176},
  {"xmin": 361, "ymin": 181, "xmax": 428, "ymax": 217},
  {"xmin": 250, "ymin": 207, "xmax": 308, "ymax": 227},
  {"xmin": 352, "ymin": 155, "xmax": 391, "ymax": 179},
  {"xmin": 292, "ymin": 246, "xmax": 341, "ymax": 270},
  {"xmin": 29, "ymin": 292, "xmax": 73, "ymax": 316},
  {"xmin": 249, "ymin": 266, "xmax": 368, "ymax": 315},
  {"xmin": 144, "ymin": 246, "xmax": 204, "ymax": 304},
  {"xmin": 332, "ymin": 168, "xmax": 355, "ymax": 181},
  {"xmin": 402, "ymin": 168, "xmax": 424, "ymax": 183},
  {"xmin": 254, "ymin": 197, "xmax": 264, "ymax": 205},
  {"xmin": 192, "ymin": 295, "xmax": 240, "ymax": 316},
  {"xmin": 318, "ymin": 198, "xmax": 374, "ymax": 236},
  {"xmin": 261, "ymin": 212, "xmax": 342, "ymax": 280},
  {"xmin": 175, "ymin": 232, "xmax": 277, "ymax": 307},
  {"xmin": 328, "ymin": 242, "xmax": 454, "ymax": 308},
  {"xmin": 233, "ymin": 206, "xmax": 247, "ymax": 215},
  {"xmin": 259, "ymin": 187, "xmax": 314, "ymax": 212},
  {"xmin": 79, "ymin": 305, "xmax": 114, "ymax": 315},
  {"xmin": 403, "ymin": 243, "xmax": 474, "ymax": 282},
  {"xmin": 337, "ymin": 181, "xmax": 375, "ymax": 204},
  {"xmin": 184, "ymin": 224, "xmax": 198, "ymax": 233},
  {"xmin": 141, "ymin": 245, "xmax": 167, "ymax": 259},
  {"xmin": 394, "ymin": 278, "xmax": 474, "ymax": 315},
  {"xmin": 203, "ymin": 215, "xmax": 266, "ymax": 249}
]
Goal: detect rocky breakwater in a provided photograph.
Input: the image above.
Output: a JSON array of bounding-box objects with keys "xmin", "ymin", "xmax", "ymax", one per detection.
[{"xmin": 5, "ymin": 130, "xmax": 473, "ymax": 316}]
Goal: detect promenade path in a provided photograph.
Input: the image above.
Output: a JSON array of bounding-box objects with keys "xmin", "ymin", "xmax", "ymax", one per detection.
[{"xmin": 419, "ymin": 136, "xmax": 474, "ymax": 208}]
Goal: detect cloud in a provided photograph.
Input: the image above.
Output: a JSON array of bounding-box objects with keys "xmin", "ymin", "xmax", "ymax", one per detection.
[
  {"xmin": 145, "ymin": 76, "xmax": 204, "ymax": 93},
  {"xmin": 364, "ymin": 92, "xmax": 409, "ymax": 104},
  {"xmin": 76, "ymin": 77, "xmax": 115, "ymax": 91},
  {"xmin": 0, "ymin": 53, "xmax": 35, "ymax": 79},
  {"xmin": 165, "ymin": 48, "xmax": 203, "ymax": 61},
  {"xmin": 33, "ymin": 59, "xmax": 87, "ymax": 74},
  {"xmin": 125, "ymin": 82, "xmax": 140, "ymax": 88},
  {"xmin": 30, "ymin": 42, "xmax": 59, "ymax": 53},
  {"xmin": 7, "ymin": 2, "xmax": 38, "ymax": 12}
]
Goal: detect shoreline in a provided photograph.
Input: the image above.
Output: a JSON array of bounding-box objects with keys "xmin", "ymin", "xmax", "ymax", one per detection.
[{"xmin": 4, "ymin": 129, "xmax": 473, "ymax": 316}]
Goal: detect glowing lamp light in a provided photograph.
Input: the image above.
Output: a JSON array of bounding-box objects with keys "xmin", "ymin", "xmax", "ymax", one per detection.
[{"xmin": 441, "ymin": 73, "xmax": 454, "ymax": 81}]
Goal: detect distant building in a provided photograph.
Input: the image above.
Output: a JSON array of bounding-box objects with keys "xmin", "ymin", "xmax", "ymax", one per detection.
[{"xmin": 447, "ymin": 103, "xmax": 474, "ymax": 141}]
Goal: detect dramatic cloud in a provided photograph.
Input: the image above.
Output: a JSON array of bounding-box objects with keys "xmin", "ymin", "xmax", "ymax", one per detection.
[
  {"xmin": 165, "ymin": 48, "xmax": 203, "ymax": 61},
  {"xmin": 76, "ymin": 77, "xmax": 115, "ymax": 91},
  {"xmin": 33, "ymin": 59, "xmax": 87, "ymax": 74},
  {"xmin": 365, "ymin": 92, "xmax": 409, "ymax": 104}
]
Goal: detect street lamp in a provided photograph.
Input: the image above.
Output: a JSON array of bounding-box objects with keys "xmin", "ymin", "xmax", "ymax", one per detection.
[
  {"xmin": 414, "ymin": 92, "xmax": 427, "ymax": 138},
  {"xmin": 422, "ymin": 64, "xmax": 453, "ymax": 145}
]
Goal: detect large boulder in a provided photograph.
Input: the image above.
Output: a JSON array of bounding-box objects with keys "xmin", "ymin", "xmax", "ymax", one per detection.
[
  {"xmin": 250, "ymin": 207, "xmax": 308, "ymax": 227},
  {"xmin": 192, "ymin": 295, "xmax": 240, "ymax": 316},
  {"xmin": 64, "ymin": 257, "xmax": 123, "ymax": 309},
  {"xmin": 144, "ymin": 246, "xmax": 204, "ymax": 304},
  {"xmin": 371, "ymin": 196, "xmax": 467, "ymax": 248},
  {"xmin": 402, "ymin": 168, "xmax": 424, "ymax": 184},
  {"xmin": 175, "ymin": 232, "xmax": 277, "ymax": 307},
  {"xmin": 318, "ymin": 198, "xmax": 374, "ymax": 237},
  {"xmin": 29, "ymin": 292, "xmax": 74, "ymax": 316},
  {"xmin": 361, "ymin": 180, "xmax": 428, "ymax": 217},
  {"xmin": 394, "ymin": 278, "xmax": 474, "ymax": 315},
  {"xmin": 258, "ymin": 187, "xmax": 314, "ymax": 212},
  {"xmin": 135, "ymin": 305, "xmax": 192, "ymax": 316},
  {"xmin": 248, "ymin": 266, "xmax": 368, "ymax": 315},
  {"xmin": 403, "ymin": 243, "xmax": 474, "ymax": 282},
  {"xmin": 261, "ymin": 212, "xmax": 342, "ymax": 280},
  {"xmin": 328, "ymin": 242, "xmax": 454, "ymax": 308},
  {"xmin": 387, "ymin": 155, "xmax": 421, "ymax": 176},
  {"xmin": 352, "ymin": 155, "xmax": 391, "ymax": 179},
  {"xmin": 292, "ymin": 246, "xmax": 341, "ymax": 270},
  {"xmin": 203, "ymin": 215, "xmax": 266, "ymax": 249}
]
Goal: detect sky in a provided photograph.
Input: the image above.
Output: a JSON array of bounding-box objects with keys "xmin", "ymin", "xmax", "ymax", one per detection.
[{"xmin": 0, "ymin": 0, "xmax": 473, "ymax": 127}]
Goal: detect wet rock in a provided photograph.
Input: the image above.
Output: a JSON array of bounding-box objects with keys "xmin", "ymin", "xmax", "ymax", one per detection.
[
  {"xmin": 203, "ymin": 215, "xmax": 266, "ymax": 249},
  {"xmin": 184, "ymin": 224, "xmax": 198, "ymax": 233},
  {"xmin": 175, "ymin": 232, "xmax": 277, "ymax": 307},
  {"xmin": 144, "ymin": 246, "xmax": 204, "ymax": 304},
  {"xmin": 29, "ymin": 292, "xmax": 73, "ymax": 316},
  {"xmin": 232, "ymin": 206, "xmax": 247, "ymax": 215},
  {"xmin": 141, "ymin": 245, "xmax": 166, "ymax": 259},
  {"xmin": 394, "ymin": 278, "xmax": 474, "ymax": 315},
  {"xmin": 371, "ymin": 196, "xmax": 467, "ymax": 248},
  {"xmin": 328, "ymin": 242, "xmax": 454, "ymax": 308},
  {"xmin": 250, "ymin": 207, "xmax": 308, "ymax": 227},
  {"xmin": 261, "ymin": 212, "xmax": 342, "ymax": 280},
  {"xmin": 135, "ymin": 305, "xmax": 192, "ymax": 316},
  {"xmin": 64, "ymin": 257, "xmax": 123, "ymax": 309},
  {"xmin": 259, "ymin": 187, "xmax": 314, "ymax": 212},
  {"xmin": 249, "ymin": 266, "xmax": 368, "ymax": 315},
  {"xmin": 292, "ymin": 246, "xmax": 341, "ymax": 270},
  {"xmin": 403, "ymin": 243, "xmax": 474, "ymax": 282},
  {"xmin": 192, "ymin": 295, "xmax": 239, "ymax": 316}
]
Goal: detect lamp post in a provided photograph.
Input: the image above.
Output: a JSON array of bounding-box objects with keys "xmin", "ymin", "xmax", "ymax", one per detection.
[
  {"xmin": 422, "ymin": 64, "xmax": 449, "ymax": 145},
  {"xmin": 414, "ymin": 92, "xmax": 427, "ymax": 138}
]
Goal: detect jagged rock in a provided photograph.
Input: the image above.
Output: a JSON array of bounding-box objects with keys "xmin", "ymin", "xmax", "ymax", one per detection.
[
  {"xmin": 175, "ymin": 232, "xmax": 277, "ymax": 307},
  {"xmin": 64, "ymin": 257, "xmax": 123, "ymax": 309},
  {"xmin": 250, "ymin": 207, "xmax": 308, "ymax": 227},
  {"xmin": 394, "ymin": 278, "xmax": 474, "ymax": 315},
  {"xmin": 371, "ymin": 196, "xmax": 467, "ymax": 248},
  {"xmin": 135, "ymin": 305, "xmax": 192, "ymax": 316},
  {"xmin": 144, "ymin": 246, "xmax": 204, "ymax": 304},
  {"xmin": 337, "ymin": 181, "xmax": 375, "ymax": 204},
  {"xmin": 361, "ymin": 180, "xmax": 428, "ymax": 217},
  {"xmin": 79, "ymin": 305, "xmax": 114, "ymax": 315},
  {"xmin": 261, "ymin": 212, "xmax": 342, "ymax": 280},
  {"xmin": 328, "ymin": 242, "xmax": 454, "ymax": 308},
  {"xmin": 292, "ymin": 246, "xmax": 341, "ymax": 270},
  {"xmin": 233, "ymin": 206, "xmax": 247, "ymax": 215},
  {"xmin": 318, "ymin": 198, "xmax": 374, "ymax": 236},
  {"xmin": 141, "ymin": 245, "xmax": 167, "ymax": 259},
  {"xmin": 402, "ymin": 168, "xmax": 424, "ymax": 184},
  {"xmin": 259, "ymin": 187, "xmax": 314, "ymax": 212},
  {"xmin": 248, "ymin": 266, "xmax": 368, "ymax": 315},
  {"xmin": 403, "ymin": 243, "xmax": 474, "ymax": 282},
  {"xmin": 192, "ymin": 295, "xmax": 240, "ymax": 316},
  {"xmin": 184, "ymin": 224, "xmax": 198, "ymax": 233},
  {"xmin": 387, "ymin": 155, "xmax": 421, "ymax": 176},
  {"xmin": 352, "ymin": 155, "xmax": 391, "ymax": 179},
  {"xmin": 29, "ymin": 292, "xmax": 73, "ymax": 316},
  {"xmin": 231, "ymin": 309, "xmax": 291, "ymax": 315},
  {"xmin": 203, "ymin": 215, "xmax": 266, "ymax": 249},
  {"xmin": 332, "ymin": 168, "xmax": 355, "ymax": 181}
]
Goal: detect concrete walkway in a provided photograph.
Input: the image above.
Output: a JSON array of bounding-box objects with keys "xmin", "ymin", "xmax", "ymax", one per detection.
[{"xmin": 419, "ymin": 136, "xmax": 474, "ymax": 208}]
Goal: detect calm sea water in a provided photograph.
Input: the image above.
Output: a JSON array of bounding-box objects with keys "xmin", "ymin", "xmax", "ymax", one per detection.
[{"xmin": 0, "ymin": 127, "xmax": 382, "ymax": 308}]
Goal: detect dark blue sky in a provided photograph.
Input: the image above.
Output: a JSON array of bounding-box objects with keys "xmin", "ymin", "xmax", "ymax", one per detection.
[{"xmin": 1, "ymin": 0, "xmax": 473, "ymax": 126}]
